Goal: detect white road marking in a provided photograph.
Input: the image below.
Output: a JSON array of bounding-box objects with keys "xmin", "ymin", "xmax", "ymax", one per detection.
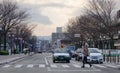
[
  {"xmin": 61, "ymin": 64, "xmax": 70, "ymax": 68},
  {"xmin": 15, "ymin": 65, "xmax": 23, "ymax": 68},
  {"xmin": 3, "ymin": 65, "xmax": 10, "ymax": 68},
  {"xmin": 48, "ymin": 69, "xmax": 101, "ymax": 71},
  {"xmin": 50, "ymin": 64, "xmax": 57, "ymax": 68},
  {"xmin": 116, "ymin": 65, "xmax": 120, "ymax": 67},
  {"xmin": 45, "ymin": 57, "xmax": 49, "ymax": 65},
  {"xmin": 94, "ymin": 64, "xmax": 107, "ymax": 68},
  {"xmin": 39, "ymin": 64, "xmax": 45, "ymax": 68},
  {"xmin": 27, "ymin": 64, "xmax": 34, "ymax": 68},
  {"xmin": 85, "ymin": 64, "xmax": 90, "ymax": 68},
  {"xmin": 105, "ymin": 64, "xmax": 118, "ymax": 68},
  {"xmin": 72, "ymin": 64, "xmax": 81, "ymax": 68}
]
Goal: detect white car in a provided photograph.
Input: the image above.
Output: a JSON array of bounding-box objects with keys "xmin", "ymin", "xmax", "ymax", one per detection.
[
  {"xmin": 53, "ymin": 48, "xmax": 71, "ymax": 63},
  {"xmin": 87, "ymin": 48, "xmax": 103, "ymax": 64}
]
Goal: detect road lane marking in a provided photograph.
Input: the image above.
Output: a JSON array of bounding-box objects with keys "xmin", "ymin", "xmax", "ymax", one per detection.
[
  {"xmin": 50, "ymin": 64, "xmax": 57, "ymax": 68},
  {"xmin": 48, "ymin": 69, "xmax": 101, "ymax": 71},
  {"xmin": 72, "ymin": 64, "xmax": 81, "ymax": 68},
  {"xmin": 27, "ymin": 64, "xmax": 34, "ymax": 68},
  {"xmin": 3, "ymin": 65, "xmax": 10, "ymax": 68},
  {"xmin": 94, "ymin": 64, "xmax": 107, "ymax": 68},
  {"xmin": 61, "ymin": 64, "xmax": 69, "ymax": 68},
  {"xmin": 85, "ymin": 64, "xmax": 90, "ymax": 68},
  {"xmin": 39, "ymin": 64, "xmax": 45, "ymax": 68},
  {"xmin": 105, "ymin": 64, "xmax": 118, "ymax": 68},
  {"xmin": 45, "ymin": 57, "xmax": 49, "ymax": 65},
  {"xmin": 15, "ymin": 65, "xmax": 23, "ymax": 68}
]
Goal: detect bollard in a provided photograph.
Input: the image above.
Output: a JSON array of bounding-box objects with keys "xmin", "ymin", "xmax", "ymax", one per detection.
[
  {"xmin": 118, "ymin": 55, "xmax": 119, "ymax": 64},
  {"xmin": 103, "ymin": 54, "xmax": 105, "ymax": 61},
  {"xmin": 115, "ymin": 55, "xmax": 116, "ymax": 63},
  {"xmin": 107, "ymin": 54, "xmax": 109, "ymax": 62},
  {"xmin": 110, "ymin": 54, "xmax": 111, "ymax": 63}
]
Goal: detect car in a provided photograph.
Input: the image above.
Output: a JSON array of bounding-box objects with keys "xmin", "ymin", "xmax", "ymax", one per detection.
[
  {"xmin": 53, "ymin": 48, "xmax": 71, "ymax": 63},
  {"xmin": 87, "ymin": 48, "xmax": 103, "ymax": 64},
  {"xmin": 74, "ymin": 49, "xmax": 83, "ymax": 61}
]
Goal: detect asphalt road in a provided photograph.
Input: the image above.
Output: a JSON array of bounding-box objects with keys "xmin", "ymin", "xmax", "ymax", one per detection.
[{"xmin": 0, "ymin": 53, "xmax": 120, "ymax": 73}]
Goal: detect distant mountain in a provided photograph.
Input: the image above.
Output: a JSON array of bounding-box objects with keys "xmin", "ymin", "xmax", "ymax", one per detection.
[{"xmin": 37, "ymin": 36, "xmax": 51, "ymax": 41}]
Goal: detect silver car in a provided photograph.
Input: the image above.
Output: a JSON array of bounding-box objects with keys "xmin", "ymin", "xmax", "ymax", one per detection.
[
  {"xmin": 87, "ymin": 48, "xmax": 103, "ymax": 64},
  {"xmin": 53, "ymin": 48, "xmax": 71, "ymax": 63}
]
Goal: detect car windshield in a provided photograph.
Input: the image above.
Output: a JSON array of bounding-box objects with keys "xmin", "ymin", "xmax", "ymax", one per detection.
[
  {"xmin": 89, "ymin": 48, "xmax": 100, "ymax": 53},
  {"xmin": 54, "ymin": 48, "xmax": 67, "ymax": 53}
]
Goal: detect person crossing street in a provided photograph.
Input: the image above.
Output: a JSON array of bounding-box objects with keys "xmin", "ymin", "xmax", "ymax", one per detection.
[{"xmin": 81, "ymin": 43, "xmax": 92, "ymax": 68}]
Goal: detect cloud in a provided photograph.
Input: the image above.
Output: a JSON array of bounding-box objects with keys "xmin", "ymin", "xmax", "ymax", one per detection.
[
  {"xmin": 15, "ymin": 0, "xmax": 88, "ymax": 36},
  {"xmin": 30, "ymin": 10, "xmax": 52, "ymax": 25}
]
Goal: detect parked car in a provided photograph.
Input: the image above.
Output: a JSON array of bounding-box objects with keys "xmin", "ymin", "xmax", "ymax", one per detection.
[
  {"xmin": 67, "ymin": 46, "xmax": 76, "ymax": 58},
  {"xmin": 74, "ymin": 49, "xmax": 83, "ymax": 61},
  {"xmin": 52, "ymin": 48, "xmax": 71, "ymax": 63},
  {"xmin": 87, "ymin": 48, "xmax": 103, "ymax": 64}
]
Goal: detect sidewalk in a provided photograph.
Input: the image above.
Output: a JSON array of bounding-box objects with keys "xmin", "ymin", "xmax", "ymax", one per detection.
[{"xmin": 0, "ymin": 54, "xmax": 27, "ymax": 65}]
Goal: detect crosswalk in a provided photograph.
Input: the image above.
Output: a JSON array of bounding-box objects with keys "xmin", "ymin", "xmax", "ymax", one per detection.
[{"xmin": 1, "ymin": 64, "xmax": 120, "ymax": 69}]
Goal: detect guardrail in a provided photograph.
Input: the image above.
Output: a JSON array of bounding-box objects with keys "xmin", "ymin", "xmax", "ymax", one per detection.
[{"xmin": 103, "ymin": 54, "xmax": 120, "ymax": 63}]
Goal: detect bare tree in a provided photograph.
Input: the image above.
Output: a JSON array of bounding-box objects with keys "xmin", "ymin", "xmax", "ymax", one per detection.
[
  {"xmin": 85, "ymin": 0, "xmax": 120, "ymax": 49},
  {"xmin": 0, "ymin": 0, "xmax": 29, "ymax": 50}
]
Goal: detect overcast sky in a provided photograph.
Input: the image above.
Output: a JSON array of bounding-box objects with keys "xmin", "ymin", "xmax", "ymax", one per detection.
[{"xmin": 15, "ymin": 0, "xmax": 120, "ymax": 36}]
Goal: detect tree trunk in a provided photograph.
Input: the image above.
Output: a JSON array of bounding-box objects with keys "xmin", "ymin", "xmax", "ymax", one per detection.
[
  {"xmin": 3, "ymin": 33, "xmax": 7, "ymax": 50},
  {"xmin": 110, "ymin": 36, "xmax": 114, "ymax": 49}
]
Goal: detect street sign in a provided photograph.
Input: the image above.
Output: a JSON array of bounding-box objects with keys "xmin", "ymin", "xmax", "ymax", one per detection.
[{"xmin": 74, "ymin": 34, "xmax": 80, "ymax": 37}]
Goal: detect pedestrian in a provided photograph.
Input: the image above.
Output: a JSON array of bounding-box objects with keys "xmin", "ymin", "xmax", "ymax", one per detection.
[{"xmin": 81, "ymin": 43, "xmax": 92, "ymax": 68}]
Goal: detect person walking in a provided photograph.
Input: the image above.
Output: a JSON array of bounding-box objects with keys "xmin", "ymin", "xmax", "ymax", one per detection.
[{"xmin": 81, "ymin": 43, "xmax": 92, "ymax": 68}]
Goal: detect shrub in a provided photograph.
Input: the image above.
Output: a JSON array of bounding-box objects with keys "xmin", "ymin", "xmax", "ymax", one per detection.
[{"xmin": 0, "ymin": 50, "xmax": 9, "ymax": 55}]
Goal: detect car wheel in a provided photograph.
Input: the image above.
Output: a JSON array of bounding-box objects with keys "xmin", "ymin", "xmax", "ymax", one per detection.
[
  {"xmin": 100, "ymin": 62, "xmax": 103, "ymax": 64},
  {"xmin": 53, "ymin": 60, "xmax": 55, "ymax": 63},
  {"xmin": 67, "ymin": 60, "xmax": 70, "ymax": 63},
  {"xmin": 78, "ymin": 57, "xmax": 80, "ymax": 61},
  {"xmin": 75, "ymin": 57, "xmax": 77, "ymax": 61}
]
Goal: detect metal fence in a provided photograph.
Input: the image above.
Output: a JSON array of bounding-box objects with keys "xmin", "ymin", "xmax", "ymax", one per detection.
[{"xmin": 102, "ymin": 49, "xmax": 120, "ymax": 63}]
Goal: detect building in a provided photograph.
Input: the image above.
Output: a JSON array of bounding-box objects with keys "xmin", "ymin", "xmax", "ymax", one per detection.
[
  {"xmin": 57, "ymin": 27, "xmax": 62, "ymax": 33},
  {"xmin": 36, "ymin": 36, "xmax": 51, "ymax": 52},
  {"xmin": 52, "ymin": 27, "xmax": 70, "ymax": 48}
]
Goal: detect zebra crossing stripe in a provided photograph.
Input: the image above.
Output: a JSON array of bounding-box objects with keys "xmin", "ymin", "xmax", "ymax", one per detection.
[
  {"xmin": 72, "ymin": 64, "xmax": 81, "ymax": 68},
  {"xmin": 50, "ymin": 64, "xmax": 57, "ymax": 68},
  {"xmin": 3, "ymin": 65, "xmax": 10, "ymax": 68},
  {"xmin": 15, "ymin": 65, "xmax": 23, "ymax": 68},
  {"xmin": 27, "ymin": 64, "xmax": 34, "ymax": 68},
  {"xmin": 62, "ymin": 64, "xmax": 70, "ymax": 68},
  {"xmin": 94, "ymin": 64, "xmax": 107, "ymax": 68},
  {"xmin": 105, "ymin": 64, "xmax": 118, "ymax": 68},
  {"xmin": 39, "ymin": 64, "xmax": 45, "ymax": 68},
  {"xmin": 85, "ymin": 64, "xmax": 90, "ymax": 68}
]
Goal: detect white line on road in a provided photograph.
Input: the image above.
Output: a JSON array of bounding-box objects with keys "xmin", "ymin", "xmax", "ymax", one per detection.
[
  {"xmin": 45, "ymin": 57, "xmax": 49, "ymax": 65},
  {"xmin": 39, "ymin": 64, "xmax": 45, "ymax": 68},
  {"xmin": 61, "ymin": 64, "xmax": 70, "ymax": 68},
  {"xmin": 72, "ymin": 64, "xmax": 81, "ymax": 68},
  {"xmin": 48, "ymin": 69, "xmax": 101, "ymax": 72},
  {"xmin": 3, "ymin": 65, "xmax": 10, "ymax": 68},
  {"xmin": 50, "ymin": 64, "xmax": 57, "ymax": 68},
  {"xmin": 27, "ymin": 64, "xmax": 34, "ymax": 68},
  {"xmin": 85, "ymin": 64, "xmax": 90, "ymax": 68},
  {"xmin": 94, "ymin": 64, "xmax": 107, "ymax": 68},
  {"xmin": 14, "ymin": 65, "xmax": 23, "ymax": 68},
  {"xmin": 105, "ymin": 64, "xmax": 118, "ymax": 68}
]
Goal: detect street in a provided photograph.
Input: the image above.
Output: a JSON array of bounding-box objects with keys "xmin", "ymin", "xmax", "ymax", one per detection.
[{"xmin": 0, "ymin": 53, "xmax": 120, "ymax": 73}]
